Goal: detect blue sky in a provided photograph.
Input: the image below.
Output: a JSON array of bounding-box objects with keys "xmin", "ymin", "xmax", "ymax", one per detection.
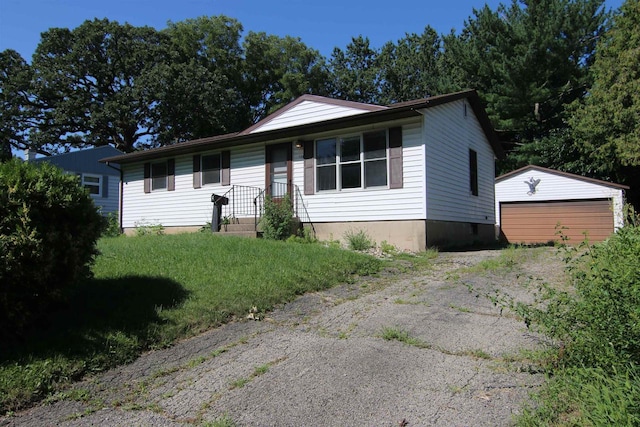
[{"xmin": 0, "ymin": 0, "xmax": 625, "ymax": 62}]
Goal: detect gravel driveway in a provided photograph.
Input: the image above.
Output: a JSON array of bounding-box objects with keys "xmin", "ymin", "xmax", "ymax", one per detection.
[{"xmin": 3, "ymin": 248, "xmax": 564, "ymax": 427}]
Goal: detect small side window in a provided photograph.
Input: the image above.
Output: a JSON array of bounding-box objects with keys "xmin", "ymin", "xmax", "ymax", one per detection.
[
  {"xmin": 469, "ymin": 149, "xmax": 478, "ymax": 196},
  {"xmin": 82, "ymin": 174, "xmax": 102, "ymax": 196}
]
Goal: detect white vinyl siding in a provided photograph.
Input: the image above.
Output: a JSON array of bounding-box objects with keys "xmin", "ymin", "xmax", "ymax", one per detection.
[
  {"xmin": 91, "ymin": 175, "xmax": 119, "ymax": 215},
  {"xmin": 121, "ymin": 121, "xmax": 425, "ymax": 228},
  {"xmin": 296, "ymin": 121, "xmax": 425, "ymax": 222},
  {"xmin": 122, "ymin": 145, "xmax": 265, "ymax": 228},
  {"xmin": 424, "ymin": 99, "xmax": 496, "ymax": 224},
  {"xmin": 250, "ymin": 100, "xmax": 375, "ymax": 133},
  {"xmin": 495, "ymin": 168, "xmax": 626, "ymax": 229}
]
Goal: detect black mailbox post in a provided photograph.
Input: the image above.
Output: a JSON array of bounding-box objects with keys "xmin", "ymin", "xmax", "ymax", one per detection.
[{"xmin": 210, "ymin": 194, "xmax": 229, "ymax": 232}]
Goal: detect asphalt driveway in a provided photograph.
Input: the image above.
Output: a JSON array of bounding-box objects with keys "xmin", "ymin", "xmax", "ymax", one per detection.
[{"xmin": 4, "ymin": 248, "xmax": 562, "ymax": 426}]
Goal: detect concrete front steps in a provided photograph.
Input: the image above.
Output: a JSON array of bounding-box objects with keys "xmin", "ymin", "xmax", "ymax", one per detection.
[{"xmin": 216, "ymin": 216, "xmax": 260, "ymax": 238}]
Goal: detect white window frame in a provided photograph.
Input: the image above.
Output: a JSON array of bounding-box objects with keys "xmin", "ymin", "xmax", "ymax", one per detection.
[
  {"xmin": 315, "ymin": 130, "xmax": 389, "ymax": 192},
  {"xmin": 81, "ymin": 173, "xmax": 102, "ymax": 196}
]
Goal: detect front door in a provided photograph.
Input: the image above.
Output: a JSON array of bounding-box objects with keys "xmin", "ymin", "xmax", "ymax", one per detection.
[{"xmin": 265, "ymin": 142, "xmax": 292, "ymax": 198}]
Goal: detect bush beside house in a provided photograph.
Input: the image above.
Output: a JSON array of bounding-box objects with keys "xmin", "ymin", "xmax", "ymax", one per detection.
[{"xmin": 0, "ymin": 159, "xmax": 103, "ymax": 340}]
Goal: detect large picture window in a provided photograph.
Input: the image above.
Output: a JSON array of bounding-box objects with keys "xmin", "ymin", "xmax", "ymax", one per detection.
[
  {"xmin": 151, "ymin": 162, "xmax": 167, "ymax": 191},
  {"xmin": 316, "ymin": 130, "xmax": 388, "ymax": 191},
  {"xmin": 202, "ymin": 153, "xmax": 221, "ymax": 185}
]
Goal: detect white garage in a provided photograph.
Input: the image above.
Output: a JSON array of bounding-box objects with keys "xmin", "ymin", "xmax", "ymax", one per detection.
[{"xmin": 495, "ymin": 165, "xmax": 628, "ymax": 244}]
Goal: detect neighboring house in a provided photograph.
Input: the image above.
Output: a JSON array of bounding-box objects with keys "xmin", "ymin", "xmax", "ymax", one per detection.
[
  {"xmin": 495, "ymin": 165, "xmax": 628, "ymax": 244},
  {"xmin": 30, "ymin": 146, "xmax": 123, "ymax": 216},
  {"xmin": 102, "ymin": 90, "xmax": 504, "ymax": 251}
]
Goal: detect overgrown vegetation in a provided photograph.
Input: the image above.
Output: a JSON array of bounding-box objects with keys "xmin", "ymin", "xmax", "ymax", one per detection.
[
  {"xmin": 260, "ymin": 194, "xmax": 295, "ymax": 240},
  {"xmin": 343, "ymin": 229, "xmax": 374, "ymax": 251},
  {"xmin": 0, "ymin": 159, "xmax": 103, "ymax": 340},
  {"xmin": 512, "ymin": 218, "xmax": 640, "ymax": 425},
  {"xmin": 0, "ymin": 233, "xmax": 380, "ymax": 413},
  {"xmin": 101, "ymin": 212, "xmax": 121, "ymax": 237}
]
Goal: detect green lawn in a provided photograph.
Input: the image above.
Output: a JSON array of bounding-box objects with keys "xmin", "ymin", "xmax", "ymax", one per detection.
[{"xmin": 0, "ymin": 233, "xmax": 381, "ymax": 413}]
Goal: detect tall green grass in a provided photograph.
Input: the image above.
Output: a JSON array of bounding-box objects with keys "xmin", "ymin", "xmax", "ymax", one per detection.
[{"xmin": 0, "ymin": 234, "xmax": 380, "ymax": 413}]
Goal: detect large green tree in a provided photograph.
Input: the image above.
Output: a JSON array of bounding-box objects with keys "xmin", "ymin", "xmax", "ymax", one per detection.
[
  {"xmin": 569, "ymin": 0, "xmax": 640, "ymax": 203},
  {"xmin": 154, "ymin": 16, "xmax": 248, "ymax": 144},
  {"xmin": 28, "ymin": 19, "xmax": 168, "ymax": 153},
  {"xmin": 0, "ymin": 50, "xmax": 33, "ymax": 160},
  {"xmin": 378, "ymin": 27, "xmax": 451, "ymax": 104},
  {"xmin": 442, "ymin": 0, "xmax": 606, "ymax": 145},
  {"xmin": 328, "ymin": 36, "xmax": 381, "ymax": 104},
  {"xmin": 243, "ymin": 32, "xmax": 330, "ymax": 122}
]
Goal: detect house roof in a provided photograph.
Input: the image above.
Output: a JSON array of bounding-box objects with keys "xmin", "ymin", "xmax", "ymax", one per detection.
[
  {"xmin": 496, "ymin": 165, "xmax": 629, "ymax": 190},
  {"xmin": 101, "ymin": 90, "xmax": 504, "ymax": 165},
  {"xmin": 34, "ymin": 145, "xmax": 123, "ymax": 175}
]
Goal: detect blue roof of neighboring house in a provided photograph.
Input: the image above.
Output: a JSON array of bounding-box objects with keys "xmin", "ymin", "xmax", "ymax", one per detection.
[{"xmin": 32, "ymin": 146, "xmax": 123, "ymax": 176}]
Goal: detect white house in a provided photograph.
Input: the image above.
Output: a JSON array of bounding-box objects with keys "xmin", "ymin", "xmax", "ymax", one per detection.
[
  {"xmin": 495, "ymin": 165, "xmax": 628, "ymax": 244},
  {"xmin": 101, "ymin": 90, "xmax": 504, "ymax": 251},
  {"xmin": 30, "ymin": 146, "xmax": 122, "ymax": 216}
]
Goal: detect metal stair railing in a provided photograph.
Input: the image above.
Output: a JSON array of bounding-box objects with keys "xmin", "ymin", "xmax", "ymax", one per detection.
[
  {"xmin": 213, "ymin": 185, "xmax": 263, "ymax": 231},
  {"xmin": 254, "ymin": 182, "xmax": 316, "ymax": 239}
]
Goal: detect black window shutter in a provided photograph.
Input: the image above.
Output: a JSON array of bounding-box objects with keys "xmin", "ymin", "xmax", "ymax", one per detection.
[
  {"xmin": 143, "ymin": 163, "xmax": 150, "ymax": 193},
  {"xmin": 168, "ymin": 159, "xmax": 175, "ymax": 191},
  {"xmin": 102, "ymin": 175, "xmax": 109, "ymax": 198},
  {"xmin": 193, "ymin": 155, "xmax": 201, "ymax": 189},
  {"xmin": 388, "ymin": 127, "xmax": 403, "ymax": 189}
]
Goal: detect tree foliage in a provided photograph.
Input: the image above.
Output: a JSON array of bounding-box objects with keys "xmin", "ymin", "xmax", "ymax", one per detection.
[
  {"xmin": 569, "ymin": 0, "xmax": 640, "ymax": 178},
  {"xmin": 0, "ymin": 16, "xmax": 328, "ymax": 155},
  {"xmin": 328, "ymin": 36, "xmax": 381, "ymax": 104},
  {"xmin": 443, "ymin": 0, "xmax": 606, "ymax": 144},
  {"xmin": 0, "ymin": 50, "xmax": 33, "ymax": 160},
  {"xmin": 243, "ymin": 32, "xmax": 330, "ymax": 121},
  {"xmin": 28, "ymin": 19, "xmax": 168, "ymax": 153},
  {"xmin": 378, "ymin": 27, "xmax": 452, "ymax": 104},
  {"xmin": 153, "ymin": 16, "xmax": 247, "ymax": 145}
]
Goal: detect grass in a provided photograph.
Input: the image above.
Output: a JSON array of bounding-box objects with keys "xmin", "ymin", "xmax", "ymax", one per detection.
[
  {"xmin": 0, "ymin": 233, "xmax": 381, "ymax": 414},
  {"xmin": 380, "ymin": 327, "xmax": 431, "ymax": 349},
  {"xmin": 456, "ymin": 246, "xmax": 543, "ymax": 274}
]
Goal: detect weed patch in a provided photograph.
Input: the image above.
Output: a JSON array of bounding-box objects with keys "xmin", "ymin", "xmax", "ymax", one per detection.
[
  {"xmin": 511, "ymin": 221, "xmax": 640, "ymax": 424},
  {"xmin": 344, "ymin": 229, "xmax": 374, "ymax": 251}
]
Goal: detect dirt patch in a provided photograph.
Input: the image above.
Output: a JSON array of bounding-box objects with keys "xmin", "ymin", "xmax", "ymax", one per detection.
[{"xmin": 3, "ymin": 247, "xmax": 564, "ymax": 426}]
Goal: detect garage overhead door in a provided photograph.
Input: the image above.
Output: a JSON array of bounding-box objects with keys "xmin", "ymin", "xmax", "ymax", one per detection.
[{"xmin": 500, "ymin": 199, "xmax": 614, "ymax": 244}]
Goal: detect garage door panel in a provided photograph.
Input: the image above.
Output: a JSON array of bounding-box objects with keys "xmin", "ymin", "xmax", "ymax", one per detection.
[{"xmin": 500, "ymin": 199, "xmax": 614, "ymax": 244}]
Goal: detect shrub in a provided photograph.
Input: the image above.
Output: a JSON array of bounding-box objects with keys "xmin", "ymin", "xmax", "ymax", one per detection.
[
  {"xmin": 134, "ymin": 220, "xmax": 165, "ymax": 236},
  {"xmin": 515, "ymin": 222, "xmax": 640, "ymax": 370},
  {"xmin": 0, "ymin": 159, "xmax": 103, "ymax": 339},
  {"xmin": 102, "ymin": 212, "xmax": 121, "ymax": 237},
  {"xmin": 260, "ymin": 194, "xmax": 295, "ymax": 240},
  {"xmin": 344, "ymin": 229, "xmax": 374, "ymax": 251}
]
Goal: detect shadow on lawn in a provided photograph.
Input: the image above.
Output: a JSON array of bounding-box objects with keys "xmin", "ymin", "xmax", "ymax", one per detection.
[{"xmin": 2, "ymin": 275, "xmax": 189, "ymax": 363}]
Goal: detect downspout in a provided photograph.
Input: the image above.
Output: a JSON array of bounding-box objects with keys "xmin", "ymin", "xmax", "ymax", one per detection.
[{"xmin": 105, "ymin": 161, "xmax": 123, "ymax": 233}]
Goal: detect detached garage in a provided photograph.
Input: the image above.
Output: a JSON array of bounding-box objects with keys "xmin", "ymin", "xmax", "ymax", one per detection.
[{"xmin": 496, "ymin": 165, "xmax": 628, "ymax": 244}]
